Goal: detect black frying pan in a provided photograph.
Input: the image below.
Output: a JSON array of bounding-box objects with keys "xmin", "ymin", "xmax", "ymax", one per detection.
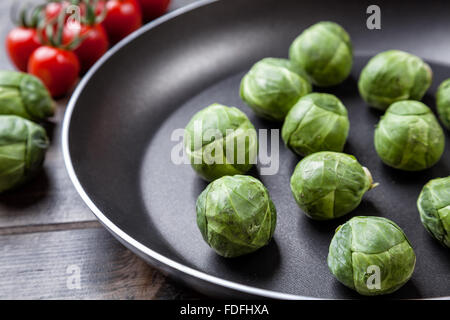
[{"xmin": 63, "ymin": 0, "xmax": 450, "ymax": 299}]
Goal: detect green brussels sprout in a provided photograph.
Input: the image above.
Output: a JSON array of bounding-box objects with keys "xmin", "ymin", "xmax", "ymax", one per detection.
[
  {"xmin": 184, "ymin": 103, "xmax": 258, "ymax": 181},
  {"xmin": 417, "ymin": 177, "xmax": 450, "ymax": 248},
  {"xmin": 358, "ymin": 50, "xmax": 432, "ymax": 110},
  {"xmin": 281, "ymin": 93, "xmax": 349, "ymax": 156},
  {"xmin": 374, "ymin": 100, "xmax": 444, "ymax": 171},
  {"xmin": 240, "ymin": 58, "xmax": 312, "ymax": 121},
  {"xmin": 328, "ymin": 216, "xmax": 416, "ymax": 296},
  {"xmin": 289, "ymin": 21, "xmax": 353, "ymax": 87},
  {"xmin": 290, "ymin": 152, "xmax": 377, "ymax": 220},
  {"xmin": 196, "ymin": 175, "xmax": 277, "ymax": 257},
  {"xmin": 0, "ymin": 71, "xmax": 54, "ymax": 121},
  {"xmin": 0, "ymin": 115, "xmax": 49, "ymax": 193},
  {"xmin": 436, "ymin": 78, "xmax": 450, "ymax": 129}
]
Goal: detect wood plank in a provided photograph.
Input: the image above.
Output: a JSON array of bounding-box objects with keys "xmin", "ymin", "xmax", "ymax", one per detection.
[
  {"xmin": 0, "ymin": 227, "xmax": 202, "ymax": 299},
  {"xmin": 0, "ymin": 220, "xmax": 101, "ymax": 236}
]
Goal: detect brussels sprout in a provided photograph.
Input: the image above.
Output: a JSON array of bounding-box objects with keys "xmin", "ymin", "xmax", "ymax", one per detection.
[
  {"xmin": 282, "ymin": 93, "xmax": 349, "ymax": 156},
  {"xmin": 0, "ymin": 71, "xmax": 54, "ymax": 121},
  {"xmin": 328, "ymin": 216, "xmax": 416, "ymax": 296},
  {"xmin": 240, "ymin": 58, "xmax": 312, "ymax": 121},
  {"xmin": 358, "ymin": 50, "xmax": 432, "ymax": 110},
  {"xmin": 184, "ymin": 103, "xmax": 258, "ymax": 181},
  {"xmin": 290, "ymin": 152, "xmax": 377, "ymax": 220},
  {"xmin": 0, "ymin": 115, "xmax": 49, "ymax": 193},
  {"xmin": 417, "ymin": 177, "xmax": 450, "ymax": 248},
  {"xmin": 436, "ymin": 78, "xmax": 450, "ymax": 129},
  {"xmin": 374, "ymin": 101, "xmax": 444, "ymax": 171},
  {"xmin": 196, "ymin": 175, "xmax": 277, "ymax": 257},
  {"xmin": 289, "ymin": 21, "xmax": 353, "ymax": 87}
]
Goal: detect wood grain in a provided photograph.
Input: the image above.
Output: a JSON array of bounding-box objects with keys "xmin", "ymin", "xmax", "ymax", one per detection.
[{"xmin": 0, "ymin": 227, "xmax": 201, "ymax": 299}]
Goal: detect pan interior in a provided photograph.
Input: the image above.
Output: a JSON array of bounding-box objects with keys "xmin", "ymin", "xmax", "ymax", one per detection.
[
  {"xmin": 67, "ymin": 0, "xmax": 450, "ymax": 299},
  {"xmin": 138, "ymin": 58, "xmax": 450, "ymax": 299}
]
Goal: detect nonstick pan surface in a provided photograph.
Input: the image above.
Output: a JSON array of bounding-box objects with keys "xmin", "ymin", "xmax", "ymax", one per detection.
[{"xmin": 63, "ymin": 0, "xmax": 450, "ymax": 299}]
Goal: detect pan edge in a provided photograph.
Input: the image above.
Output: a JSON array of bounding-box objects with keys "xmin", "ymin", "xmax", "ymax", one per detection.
[{"xmin": 61, "ymin": 0, "xmax": 317, "ymax": 300}]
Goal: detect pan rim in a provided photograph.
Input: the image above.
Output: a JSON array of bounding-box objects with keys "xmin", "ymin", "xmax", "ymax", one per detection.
[
  {"xmin": 61, "ymin": 0, "xmax": 316, "ymax": 300},
  {"xmin": 61, "ymin": 0, "xmax": 449, "ymax": 300}
]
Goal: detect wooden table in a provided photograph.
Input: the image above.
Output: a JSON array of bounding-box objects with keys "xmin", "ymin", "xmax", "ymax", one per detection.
[{"xmin": 0, "ymin": 0, "xmax": 202, "ymax": 300}]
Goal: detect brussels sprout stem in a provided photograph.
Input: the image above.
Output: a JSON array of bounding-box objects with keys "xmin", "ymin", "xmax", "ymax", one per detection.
[{"xmin": 363, "ymin": 166, "xmax": 379, "ymax": 190}]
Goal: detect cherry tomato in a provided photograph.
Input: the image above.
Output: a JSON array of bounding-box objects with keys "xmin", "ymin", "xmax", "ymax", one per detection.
[
  {"xmin": 63, "ymin": 22, "xmax": 109, "ymax": 73},
  {"xmin": 28, "ymin": 46, "xmax": 80, "ymax": 98},
  {"xmin": 137, "ymin": 0, "xmax": 170, "ymax": 22},
  {"xmin": 45, "ymin": 1, "xmax": 104, "ymax": 23},
  {"xmin": 45, "ymin": 1, "xmax": 69, "ymax": 21},
  {"xmin": 6, "ymin": 27, "xmax": 41, "ymax": 72},
  {"xmin": 101, "ymin": 0, "xmax": 142, "ymax": 45}
]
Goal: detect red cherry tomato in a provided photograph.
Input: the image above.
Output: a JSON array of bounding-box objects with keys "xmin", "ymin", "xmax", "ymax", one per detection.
[
  {"xmin": 45, "ymin": 1, "xmax": 103, "ymax": 23},
  {"xmin": 101, "ymin": 0, "xmax": 142, "ymax": 45},
  {"xmin": 137, "ymin": 0, "xmax": 170, "ymax": 22},
  {"xmin": 28, "ymin": 46, "xmax": 80, "ymax": 98},
  {"xmin": 63, "ymin": 22, "xmax": 109, "ymax": 73},
  {"xmin": 45, "ymin": 1, "xmax": 69, "ymax": 21},
  {"xmin": 6, "ymin": 27, "xmax": 41, "ymax": 72}
]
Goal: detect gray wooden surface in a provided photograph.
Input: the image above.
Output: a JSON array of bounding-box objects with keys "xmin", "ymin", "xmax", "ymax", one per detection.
[{"xmin": 0, "ymin": 0, "xmax": 202, "ymax": 300}]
